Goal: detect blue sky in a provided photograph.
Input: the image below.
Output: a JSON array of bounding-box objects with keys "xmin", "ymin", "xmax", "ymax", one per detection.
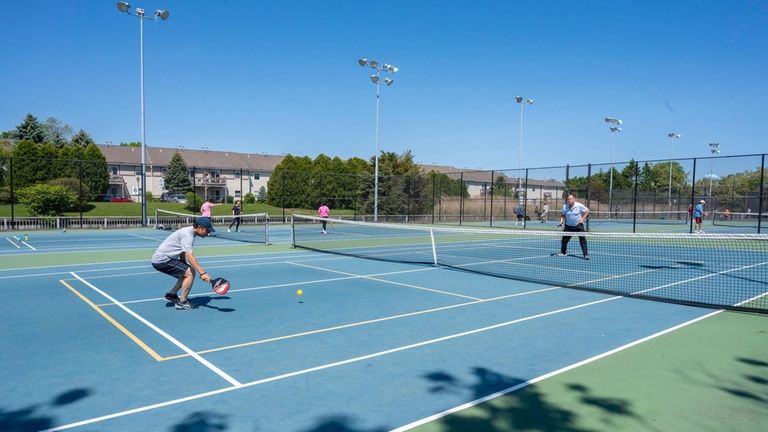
[{"xmin": 2, "ymin": 1, "xmax": 766, "ymax": 171}]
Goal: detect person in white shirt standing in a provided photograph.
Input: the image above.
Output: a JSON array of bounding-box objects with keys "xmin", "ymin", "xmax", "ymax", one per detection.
[{"xmin": 558, "ymin": 194, "xmax": 590, "ymax": 260}]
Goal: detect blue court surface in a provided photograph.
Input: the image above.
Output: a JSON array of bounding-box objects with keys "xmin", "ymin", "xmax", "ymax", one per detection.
[{"xmin": 0, "ymin": 226, "xmax": 763, "ymax": 431}]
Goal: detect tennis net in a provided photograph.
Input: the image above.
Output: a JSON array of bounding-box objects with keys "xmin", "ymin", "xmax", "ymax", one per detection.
[
  {"xmin": 291, "ymin": 214, "xmax": 768, "ymax": 314},
  {"xmin": 155, "ymin": 209, "xmax": 270, "ymax": 244},
  {"xmin": 712, "ymin": 211, "xmax": 767, "ymax": 229},
  {"xmin": 588, "ymin": 210, "xmax": 689, "ymax": 225}
]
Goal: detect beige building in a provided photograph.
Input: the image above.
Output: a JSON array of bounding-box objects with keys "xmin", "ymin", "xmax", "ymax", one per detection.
[{"xmin": 98, "ymin": 145, "xmax": 282, "ymax": 202}]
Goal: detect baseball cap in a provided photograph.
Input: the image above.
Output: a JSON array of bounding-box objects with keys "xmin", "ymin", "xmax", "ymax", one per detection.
[
  {"xmin": 700, "ymin": 200, "xmax": 706, "ymax": 204},
  {"xmin": 195, "ymin": 217, "xmax": 216, "ymax": 233}
]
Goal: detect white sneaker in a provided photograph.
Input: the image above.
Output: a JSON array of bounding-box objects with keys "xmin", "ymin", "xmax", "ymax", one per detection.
[
  {"xmin": 227, "ymin": 228, "xmax": 231, "ymax": 232},
  {"xmin": 557, "ymin": 253, "xmax": 567, "ymax": 257}
]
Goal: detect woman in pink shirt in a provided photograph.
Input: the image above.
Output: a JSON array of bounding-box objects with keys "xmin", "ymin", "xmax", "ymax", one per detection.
[
  {"xmin": 200, "ymin": 198, "xmax": 221, "ymax": 217},
  {"xmin": 317, "ymin": 202, "xmax": 330, "ymax": 234}
]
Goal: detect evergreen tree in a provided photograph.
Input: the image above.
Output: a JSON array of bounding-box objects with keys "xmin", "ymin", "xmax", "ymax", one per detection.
[
  {"xmin": 12, "ymin": 113, "xmax": 45, "ymax": 144},
  {"xmin": 42, "ymin": 117, "xmax": 74, "ymax": 147},
  {"xmin": 164, "ymin": 152, "xmax": 191, "ymax": 193}
]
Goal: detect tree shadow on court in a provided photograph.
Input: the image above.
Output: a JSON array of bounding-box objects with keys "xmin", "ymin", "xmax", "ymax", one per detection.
[
  {"xmin": 297, "ymin": 414, "xmax": 388, "ymax": 432},
  {"xmin": 420, "ymin": 367, "xmax": 646, "ymax": 432},
  {"xmin": 171, "ymin": 411, "xmax": 230, "ymax": 432},
  {"xmin": 0, "ymin": 388, "xmax": 91, "ymax": 432}
]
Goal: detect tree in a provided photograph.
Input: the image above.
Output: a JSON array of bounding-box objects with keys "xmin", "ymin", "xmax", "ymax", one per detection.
[
  {"xmin": 42, "ymin": 117, "xmax": 74, "ymax": 147},
  {"xmin": 120, "ymin": 142, "xmax": 141, "ymax": 147},
  {"xmin": 257, "ymin": 186, "xmax": 267, "ymax": 201},
  {"xmin": 164, "ymin": 152, "xmax": 191, "ymax": 193},
  {"xmin": 12, "ymin": 113, "xmax": 45, "ymax": 144}
]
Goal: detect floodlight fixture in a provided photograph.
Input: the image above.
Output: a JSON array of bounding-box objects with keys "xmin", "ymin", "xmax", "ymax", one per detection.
[
  {"xmin": 357, "ymin": 57, "xmax": 399, "ymax": 222},
  {"xmin": 668, "ymin": 133, "xmax": 681, "ymax": 139},
  {"xmin": 116, "ymin": 2, "xmax": 170, "ymax": 226},
  {"xmin": 610, "ymin": 126, "xmax": 622, "ymax": 133}
]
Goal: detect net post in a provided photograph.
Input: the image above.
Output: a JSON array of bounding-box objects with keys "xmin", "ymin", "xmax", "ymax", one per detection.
[
  {"xmin": 489, "ymin": 170, "xmax": 494, "ymax": 227},
  {"xmin": 290, "ymin": 214, "xmax": 295, "ymax": 247},
  {"xmin": 758, "ymin": 154, "xmax": 765, "ymax": 234},
  {"xmin": 9, "ymin": 157, "xmax": 14, "ymax": 230},
  {"xmin": 265, "ymin": 213, "xmax": 270, "ymax": 245},
  {"xmin": 429, "ymin": 228, "xmax": 438, "ymax": 266},
  {"xmin": 632, "ymin": 162, "xmax": 639, "ymax": 233},
  {"xmin": 689, "ymin": 158, "xmax": 697, "ymax": 233},
  {"xmin": 459, "ymin": 172, "xmax": 464, "ymax": 226},
  {"xmin": 431, "ymin": 173, "xmax": 436, "ymax": 225},
  {"xmin": 524, "ymin": 168, "xmax": 529, "ymax": 230},
  {"xmin": 79, "ymin": 159, "xmax": 84, "ymax": 229}
]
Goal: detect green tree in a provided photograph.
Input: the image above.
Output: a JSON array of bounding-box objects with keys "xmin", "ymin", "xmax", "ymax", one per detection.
[
  {"xmin": 18, "ymin": 184, "xmax": 77, "ymax": 216},
  {"xmin": 164, "ymin": 152, "xmax": 191, "ymax": 193},
  {"xmin": 42, "ymin": 117, "xmax": 74, "ymax": 147},
  {"xmin": 10, "ymin": 140, "xmax": 46, "ymax": 187},
  {"xmin": 12, "ymin": 113, "xmax": 45, "ymax": 144},
  {"xmin": 120, "ymin": 142, "xmax": 142, "ymax": 147},
  {"xmin": 257, "ymin": 186, "xmax": 266, "ymax": 202}
]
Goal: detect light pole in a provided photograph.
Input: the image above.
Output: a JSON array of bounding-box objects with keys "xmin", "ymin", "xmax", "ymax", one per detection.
[
  {"xmin": 358, "ymin": 58, "xmax": 398, "ymax": 222},
  {"xmin": 604, "ymin": 117, "xmax": 622, "ymax": 216},
  {"xmin": 667, "ymin": 133, "xmax": 681, "ymax": 210},
  {"xmin": 708, "ymin": 142, "xmax": 720, "ymax": 199},
  {"xmin": 515, "ymin": 96, "xmax": 534, "ymax": 201},
  {"xmin": 116, "ymin": 2, "xmax": 169, "ymax": 227}
]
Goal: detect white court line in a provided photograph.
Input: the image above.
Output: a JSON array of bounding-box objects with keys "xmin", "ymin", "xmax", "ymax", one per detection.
[
  {"xmin": 41, "ymin": 292, "xmax": 624, "ymax": 432},
  {"xmin": 43, "ymin": 261, "xmax": 739, "ymax": 432},
  {"xmin": 288, "ymin": 261, "xmax": 483, "ymax": 301},
  {"xmin": 99, "ymin": 267, "xmax": 440, "ymax": 306},
  {"xmin": 390, "ymin": 309, "xmax": 723, "ymax": 431},
  {"xmin": 5, "ymin": 237, "xmax": 21, "ymax": 249},
  {"xmin": 127, "ymin": 233, "xmax": 163, "ymax": 241},
  {"xmin": 20, "ymin": 240, "xmax": 36, "ymax": 250},
  {"xmin": 69, "ymin": 272, "xmax": 242, "ymax": 387}
]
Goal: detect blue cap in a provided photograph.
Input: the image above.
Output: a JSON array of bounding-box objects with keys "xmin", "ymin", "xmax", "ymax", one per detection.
[{"xmin": 195, "ymin": 217, "xmax": 216, "ymax": 233}]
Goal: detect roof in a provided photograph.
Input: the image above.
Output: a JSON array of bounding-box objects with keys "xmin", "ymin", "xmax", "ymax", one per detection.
[{"xmin": 97, "ymin": 144, "xmax": 283, "ymax": 172}]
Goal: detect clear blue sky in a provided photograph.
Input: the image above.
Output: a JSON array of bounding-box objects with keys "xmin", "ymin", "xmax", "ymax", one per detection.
[{"xmin": 2, "ymin": 1, "xmax": 766, "ymax": 170}]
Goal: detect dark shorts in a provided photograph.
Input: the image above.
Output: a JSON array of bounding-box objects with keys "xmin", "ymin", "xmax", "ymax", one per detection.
[
  {"xmin": 152, "ymin": 258, "xmax": 190, "ymax": 279},
  {"xmin": 695, "ymin": 217, "xmax": 702, "ymax": 224}
]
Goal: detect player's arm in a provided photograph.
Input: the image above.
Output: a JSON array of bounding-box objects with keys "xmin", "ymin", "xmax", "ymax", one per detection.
[
  {"xmin": 580, "ymin": 208, "xmax": 590, "ymax": 224},
  {"xmin": 184, "ymin": 252, "xmax": 211, "ymax": 282}
]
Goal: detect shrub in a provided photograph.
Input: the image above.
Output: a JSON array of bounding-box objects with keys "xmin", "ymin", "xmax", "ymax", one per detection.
[
  {"xmin": 244, "ymin": 192, "xmax": 256, "ymax": 204},
  {"xmin": 184, "ymin": 191, "xmax": 203, "ymax": 212},
  {"xmin": 18, "ymin": 184, "xmax": 77, "ymax": 216},
  {"xmin": 48, "ymin": 178, "xmax": 90, "ymax": 200}
]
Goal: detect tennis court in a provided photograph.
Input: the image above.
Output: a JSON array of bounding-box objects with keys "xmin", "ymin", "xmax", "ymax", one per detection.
[{"xmin": 1, "ymin": 219, "xmax": 767, "ymax": 431}]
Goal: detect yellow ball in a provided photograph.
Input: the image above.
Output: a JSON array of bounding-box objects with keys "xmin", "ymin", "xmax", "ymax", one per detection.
[{"xmin": 296, "ymin": 289, "xmax": 303, "ymax": 296}]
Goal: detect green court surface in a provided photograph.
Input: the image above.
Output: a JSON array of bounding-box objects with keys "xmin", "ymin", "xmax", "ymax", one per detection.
[{"xmin": 408, "ymin": 311, "xmax": 768, "ymax": 432}]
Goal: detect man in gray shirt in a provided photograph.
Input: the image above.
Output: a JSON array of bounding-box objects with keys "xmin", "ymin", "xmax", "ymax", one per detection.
[{"xmin": 151, "ymin": 217, "xmax": 215, "ymax": 309}]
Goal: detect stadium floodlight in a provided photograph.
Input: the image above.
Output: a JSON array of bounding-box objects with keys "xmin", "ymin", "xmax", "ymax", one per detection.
[
  {"xmin": 667, "ymin": 133, "xmax": 681, "ymax": 210},
  {"xmin": 515, "ymin": 96, "xmax": 535, "ymax": 208},
  {"xmin": 116, "ymin": 2, "xmax": 170, "ymax": 226},
  {"xmin": 605, "ymin": 117, "xmax": 623, "ymax": 216},
  {"xmin": 357, "ymin": 57, "xmax": 399, "ymax": 222}
]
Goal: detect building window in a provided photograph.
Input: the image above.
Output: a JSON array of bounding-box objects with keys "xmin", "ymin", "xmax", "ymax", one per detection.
[
  {"xmin": 253, "ymin": 172, "xmax": 260, "ymax": 180},
  {"xmin": 234, "ymin": 190, "xmax": 241, "ymax": 197},
  {"xmin": 134, "ymin": 166, "xmax": 142, "ymax": 175},
  {"xmin": 235, "ymin": 171, "xmax": 241, "ymax": 179},
  {"xmin": 110, "ymin": 166, "xmax": 118, "ymax": 175}
]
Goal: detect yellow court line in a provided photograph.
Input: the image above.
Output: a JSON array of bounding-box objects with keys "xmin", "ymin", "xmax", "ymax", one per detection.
[{"xmin": 59, "ymin": 279, "xmax": 167, "ymax": 362}]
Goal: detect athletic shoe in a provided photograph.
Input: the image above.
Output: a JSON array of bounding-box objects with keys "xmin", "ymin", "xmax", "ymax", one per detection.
[
  {"xmin": 164, "ymin": 292, "xmax": 180, "ymax": 302},
  {"xmin": 557, "ymin": 253, "xmax": 567, "ymax": 257},
  {"xmin": 227, "ymin": 228, "xmax": 231, "ymax": 232},
  {"xmin": 584, "ymin": 255, "xmax": 591, "ymax": 260},
  {"xmin": 175, "ymin": 300, "xmax": 193, "ymax": 310}
]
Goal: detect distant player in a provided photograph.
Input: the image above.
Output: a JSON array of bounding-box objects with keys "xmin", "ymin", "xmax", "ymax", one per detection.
[
  {"xmin": 515, "ymin": 203, "xmax": 525, "ymax": 226},
  {"xmin": 694, "ymin": 200, "xmax": 706, "ymax": 233},
  {"xmin": 558, "ymin": 194, "xmax": 590, "ymax": 260},
  {"xmin": 151, "ymin": 217, "xmax": 215, "ymax": 310},
  {"xmin": 228, "ymin": 199, "xmax": 242, "ymax": 232},
  {"xmin": 540, "ymin": 202, "xmax": 549, "ymax": 223},
  {"xmin": 318, "ymin": 202, "xmax": 331, "ymax": 234},
  {"xmin": 200, "ymin": 197, "xmax": 222, "ymax": 217}
]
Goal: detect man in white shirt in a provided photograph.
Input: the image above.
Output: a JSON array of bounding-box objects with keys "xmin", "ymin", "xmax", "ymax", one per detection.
[
  {"xmin": 151, "ymin": 217, "xmax": 214, "ymax": 310},
  {"xmin": 558, "ymin": 194, "xmax": 590, "ymax": 260}
]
